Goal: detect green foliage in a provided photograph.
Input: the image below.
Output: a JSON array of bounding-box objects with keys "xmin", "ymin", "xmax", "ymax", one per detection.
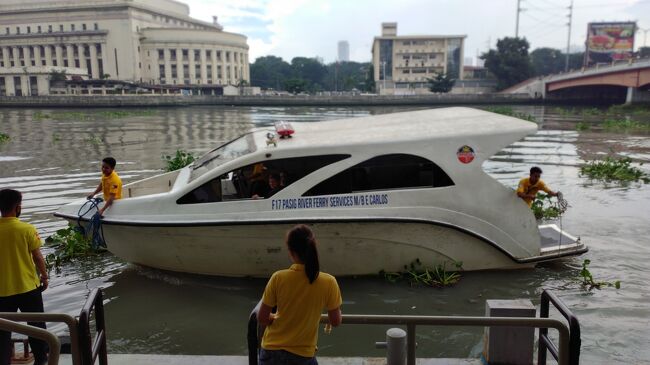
[
  {"xmin": 602, "ymin": 118, "xmax": 650, "ymax": 132},
  {"xmin": 575, "ymin": 122, "xmax": 591, "ymax": 131},
  {"xmin": 531, "ymin": 193, "xmax": 567, "ymax": 220},
  {"xmin": 85, "ymin": 135, "xmax": 102, "ymax": 145},
  {"xmin": 579, "ymin": 259, "xmax": 621, "ymax": 290},
  {"xmin": 284, "ymin": 78, "xmax": 309, "ymax": 94},
  {"xmin": 163, "ymin": 149, "xmax": 196, "ymax": 171},
  {"xmin": 530, "ymin": 48, "xmax": 583, "ymax": 76},
  {"xmin": 97, "ymin": 110, "xmax": 156, "ymax": 119},
  {"xmin": 33, "ymin": 110, "xmax": 155, "ymax": 121},
  {"xmin": 380, "ymin": 259, "xmax": 463, "ymax": 288},
  {"xmin": 485, "ymin": 106, "xmax": 536, "ymax": 122},
  {"xmin": 580, "ymin": 157, "xmax": 649, "ymax": 183},
  {"xmin": 45, "ymin": 226, "xmax": 104, "ymax": 271},
  {"xmin": 481, "ymin": 37, "xmax": 533, "ymax": 91},
  {"xmin": 427, "ymin": 73, "xmax": 455, "ymax": 93},
  {"xmin": 48, "ymin": 69, "xmax": 67, "ymax": 81},
  {"xmin": 0, "ymin": 132, "xmax": 9, "ymax": 143}
]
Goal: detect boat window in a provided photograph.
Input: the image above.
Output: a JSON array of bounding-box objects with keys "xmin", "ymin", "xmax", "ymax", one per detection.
[
  {"xmin": 304, "ymin": 154, "xmax": 454, "ymax": 196},
  {"xmin": 177, "ymin": 154, "xmax": 350, "ymax": 204},
  {"xmin": 189, "ymin": 133, "xmax": 257, "ymax": 181}
]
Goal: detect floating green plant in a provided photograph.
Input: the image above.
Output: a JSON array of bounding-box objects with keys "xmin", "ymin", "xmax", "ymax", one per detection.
[
  {"xmin": 531, "ymin": 193, "xmax": 568, "ymax": 220},
  {"xmin": 85, "ymin": 135, "xmax": 102, "ymax": 145},
  {"xmin": 380, "ymin": 259, "xmax": 463, "ymax": 288},
  {"xmin": 602, "ymin": 118, "xmax": 650, "ymax": 132},
  {"xmin": 162, "ymin": 149, "xmax": 196, "ymax": 171},
  {"xmin": 575, "ymin": 122, "xmax": 591, "ymax": 131},
  {"xmin": 33, "ymin": 110, "xmax": 156, "ymax": 121},
  {"xmin": 0, "ymin": 132, "xmax": 9, "ymax": 143},
  {"xmin": 97, "ymin": 110, "xmax": 156, "ymax": 119},
  {"xmin": 485, "ymin": 106, "xmax": 536, "ymax": 123},
  {"xmin": 580, "ymin": 156, "xmax": 649, "ymax": 183},
  {"xmin": 45, "ymin": 226, "xmax": 105, "ymax": 271},
  {"xmin": 579, "ymin": 259, "xmax": 621, "ymax": 291}
]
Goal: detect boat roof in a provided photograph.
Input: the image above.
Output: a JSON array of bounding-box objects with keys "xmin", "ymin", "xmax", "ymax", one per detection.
[{"xmin": 267, "ymin": 107, "xmax": 537, "ymax": 151}]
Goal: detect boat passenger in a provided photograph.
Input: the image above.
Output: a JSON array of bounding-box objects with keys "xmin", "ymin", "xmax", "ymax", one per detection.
[
  {"xmin": 87, "ymin": 157, "xmax": 123, "ymax": 215},
  {"xmin": 0, "ymin": 189, "xmax": 49, "ymax": 365},
  {"xmin": 250, "ymin": 163, "xmax": 270, "ymax": 198},
  {"xmin": 517, "ymin": 166, "xmax": 559, "ymax": 207},
  {"xmin": 258, "ymin": 225, "xmax": 342, "ymax": 365}
]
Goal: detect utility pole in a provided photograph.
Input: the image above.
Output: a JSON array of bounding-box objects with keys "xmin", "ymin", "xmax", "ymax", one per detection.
[
  {"xmin": 565, "ymin": 0, "xmax": 574, "ymax": 72},
  {"xmin": 515, "ymin": 0, "xmax": 522, "ymax": 38}
]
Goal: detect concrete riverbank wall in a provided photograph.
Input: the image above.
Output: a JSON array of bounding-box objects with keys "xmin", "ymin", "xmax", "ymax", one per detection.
[{"xmin": 0, "ymin": 94, "xmax": 534, "ymax": 108}]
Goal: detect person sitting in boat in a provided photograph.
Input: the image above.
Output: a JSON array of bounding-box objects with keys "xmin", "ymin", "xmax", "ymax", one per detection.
[
  {"xmin": 253, "ymin": 173, "xmax": 284, "ymax": 199},
  {"xmin": 249, "ymin": 163, "xmax": 270, "ymax": 198},
  {"xmin": 87, "ymin": 157, "xmax": 122, "ymax": 215},
  {"xmin": 258, "ymin": 225, "xmax": 342, "ymax": 365},
  {"xmin": 517, "ymin": 166, "xmax": 559, "ymax": 207}
]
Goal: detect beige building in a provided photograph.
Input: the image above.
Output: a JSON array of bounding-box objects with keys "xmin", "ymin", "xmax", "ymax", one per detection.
[
  {"xmin": 0, "ymin": 0, "xmax": 250, "ymax": 96},
  {"xmin": 372, "ymin": 23, "xmax": 465, "ymax": 95}
]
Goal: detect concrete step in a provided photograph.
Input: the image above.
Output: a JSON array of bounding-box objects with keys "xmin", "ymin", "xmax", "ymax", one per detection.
[{"xmin": 55, "ymin": 354, "xmax": 483, "ymax": 365}]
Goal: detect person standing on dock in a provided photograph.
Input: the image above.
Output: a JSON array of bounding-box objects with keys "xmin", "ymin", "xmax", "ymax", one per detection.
[
  {"xmin": 258, "ymin": 225, "xmax": 342, "ymax": 365},
  {"xmin": 87, "ymin": 157, "xmax": 122, "ymax": 216},
  {"xmin": 517, "ymin": 166, "xmax": 559, "ymax": 207},
  {"xmin": 0, "ymin": 189, "xmax": 49, "ymax": 365}
]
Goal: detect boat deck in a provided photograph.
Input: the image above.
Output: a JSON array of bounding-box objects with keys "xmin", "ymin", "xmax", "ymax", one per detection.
[{"xmin": 539, "ymin": 224, "xmax": 583, "ymax": 255}]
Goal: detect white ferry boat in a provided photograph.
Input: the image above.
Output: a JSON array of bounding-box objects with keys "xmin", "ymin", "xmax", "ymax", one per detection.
[{"xmin": 54, "ymin": 107, "xmax": 587, "ymax": 277}]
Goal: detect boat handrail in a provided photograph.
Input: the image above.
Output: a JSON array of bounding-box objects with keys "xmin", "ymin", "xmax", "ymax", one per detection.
[
  {"xmin": 0, "ymin": 317, "xmax": 62, "ymax": 365},
  {"xmin": 248, "ymin": 290, "xmax": 581, "ymax": 365},
  {"xmin": 539, "ymin": 289, "xmax": 581, "ymax": 365}
]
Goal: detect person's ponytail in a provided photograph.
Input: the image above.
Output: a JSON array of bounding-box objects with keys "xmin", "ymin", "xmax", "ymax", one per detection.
[{"xmin": 286, "ymin": 224, "xmax": 320, "ymax": 283}]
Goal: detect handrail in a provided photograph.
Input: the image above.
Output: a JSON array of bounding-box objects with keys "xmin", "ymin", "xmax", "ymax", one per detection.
[
  {"xmin": 0, "ymin": 312, "xmax": 81, "ymax": 365},
  {"xmin": 248, "ymin": 305, "xmax": 571, "ymax": 365},
  {"xmin": 538, "ymin": 289, "xmax": 581, "ymax": 365},
  {"xmin": 78, "ymin": 288, "xmax": 108, "ymax": 365},
  {"xmin": 0, "ymin": 317, "xmax": 61, "ymax": 365}
]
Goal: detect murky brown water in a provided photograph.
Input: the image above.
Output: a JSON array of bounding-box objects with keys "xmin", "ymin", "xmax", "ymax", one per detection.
[{"xmin": 1, "ymin": 105, "xmax": 649, "ymax": 364}]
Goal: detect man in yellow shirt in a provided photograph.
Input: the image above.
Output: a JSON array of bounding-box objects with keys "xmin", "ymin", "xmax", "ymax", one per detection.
[
  {"xmin": 517, "ymin": 166, "xmax": 559, "ymax": 207},
  {"xmin": 0, "ymin": 189, "xmax": 49, "ymax": 365},
  {"xmin": 87, "ymin": 157, "xmax": 122, "ymax": 216}
]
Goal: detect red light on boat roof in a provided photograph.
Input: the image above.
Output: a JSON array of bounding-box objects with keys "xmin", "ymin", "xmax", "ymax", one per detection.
[{"xmin": 275, "ymin": 121, "xmax": 294, "ymax": 138}]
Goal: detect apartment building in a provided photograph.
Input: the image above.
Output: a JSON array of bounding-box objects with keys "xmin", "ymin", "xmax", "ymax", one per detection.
[{"xmin": 372, "ymin": 22, "xmax": 465, "ymax": 95}]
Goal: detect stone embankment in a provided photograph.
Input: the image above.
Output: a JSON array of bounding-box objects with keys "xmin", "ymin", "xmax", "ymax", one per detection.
[{"xmin": 0, "ymin": 94, "xmax": 533, "ymax": 108}]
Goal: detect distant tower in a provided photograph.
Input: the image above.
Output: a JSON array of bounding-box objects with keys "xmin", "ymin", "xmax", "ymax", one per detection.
[{"xmin": 338, "ymin": 41, "xmax": 350, "ymax": 62}]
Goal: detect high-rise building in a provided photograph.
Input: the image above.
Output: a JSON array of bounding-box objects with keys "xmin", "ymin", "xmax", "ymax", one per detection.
[
  {"xmin": 0, "ymin": 0, "xmax": 250, "ymax": 96},
  {"xmin": 371, "ymin": 22, "xmax": 465, "ymax": 95},
  {"xmin": 338, "ymin": 41, "xmax": 350, "ymax": 62}
]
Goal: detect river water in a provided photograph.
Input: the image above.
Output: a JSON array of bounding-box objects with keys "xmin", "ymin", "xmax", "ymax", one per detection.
[{"xmin": 0, "ymin": 105, "xmax": 649, "ymax": 364}]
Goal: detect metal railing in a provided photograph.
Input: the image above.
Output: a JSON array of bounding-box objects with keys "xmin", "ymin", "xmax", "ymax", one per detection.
[
  {"xmin": 78, "ymin": 288, "xmax": 108, "ymax": 365},
  {"xmin": 248, "ymin": 290, "xmax": 581, "ymax": 365},
  {"xmin": 539, "ymin": 289, "xmax": 581, "ymax": 365},
  {"xmin": 0, "ymin": 317, "xmax": 61, "ymax": 365},
  {"xmin": 0, "ymin": 288, "xmax": 107, "ymax": 365}
]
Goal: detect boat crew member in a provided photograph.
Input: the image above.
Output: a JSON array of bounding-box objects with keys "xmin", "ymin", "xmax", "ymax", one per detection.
[
  {"xmin": 253, "ymin": 173, "xmax": 284, "ymax": 199},
  {"xmin": 250, "ymin": 163, "xmax": 270, "ymax": 198},
  {"xmin": 0, "ymin": 189, "xmax": 49, "ymax": 365},
  {"xmin": 517, "ymin": 166, "xmax": 559, "ymax": 207},
  {"xmin": 258, "ymin": 225, "xmax": 342, "ymax": 365},
  {"xmin": 87, "ymin": 157, "xmax": 123, "ymax": 215}
]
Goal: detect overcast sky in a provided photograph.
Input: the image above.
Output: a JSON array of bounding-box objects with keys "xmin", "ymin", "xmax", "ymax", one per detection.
[{"xmin": 183, "ymin": 0, "xmax": 650, "ymax": 65}]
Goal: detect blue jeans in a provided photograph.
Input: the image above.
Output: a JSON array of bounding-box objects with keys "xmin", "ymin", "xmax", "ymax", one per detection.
[{"xmin": 259, "ymin": 349, "xmax": 318, "ymax": 365}]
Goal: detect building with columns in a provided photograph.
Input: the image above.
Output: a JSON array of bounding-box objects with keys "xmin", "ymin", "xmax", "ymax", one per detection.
[
  {"xmin": 0, "ymin": 0, "xmax": 250, "ymax": 96},
  {"xmin": 372, "ymin": 23, "xmax": 465, "ymax": 95}
]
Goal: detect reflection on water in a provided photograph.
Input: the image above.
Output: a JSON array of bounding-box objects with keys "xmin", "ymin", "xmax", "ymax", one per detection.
[{"xmin": 0, "ymin": 105, "xmax": 649, "ymax": 363}]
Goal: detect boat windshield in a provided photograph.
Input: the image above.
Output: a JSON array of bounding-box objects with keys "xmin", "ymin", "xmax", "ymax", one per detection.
[{"xmin": 189, "ymin": 133, "xmax": 257, "ymax": 181}]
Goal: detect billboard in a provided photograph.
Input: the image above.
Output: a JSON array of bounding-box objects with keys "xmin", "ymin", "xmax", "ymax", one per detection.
[{"xmin": 584, "ymin": 22, "xmax": 636, "ymax": 66}]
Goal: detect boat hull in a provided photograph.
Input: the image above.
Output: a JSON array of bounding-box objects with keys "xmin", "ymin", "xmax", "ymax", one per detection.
[{"xmin": 68, "ymin": 219, "xmax": 534, "ymax": 277}]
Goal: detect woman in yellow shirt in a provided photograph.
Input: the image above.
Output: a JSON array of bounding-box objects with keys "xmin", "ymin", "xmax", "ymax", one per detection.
[{"xmin": 258, "ymin": 225, "xmax": 342, "ymax": 365}]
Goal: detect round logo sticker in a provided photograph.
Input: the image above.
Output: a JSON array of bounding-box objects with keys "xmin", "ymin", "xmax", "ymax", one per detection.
[{"xmin": 457, "ymin": 145, "xmax": 475, "ymax": 164}]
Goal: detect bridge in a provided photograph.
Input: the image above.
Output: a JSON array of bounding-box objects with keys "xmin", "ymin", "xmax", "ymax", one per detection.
[{"xmin": 504, "ymin": 58, "xmax": 650, "ymax": 104}]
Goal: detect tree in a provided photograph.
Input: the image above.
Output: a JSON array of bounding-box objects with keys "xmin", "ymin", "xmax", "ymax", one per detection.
[
  {"xmin": 427, "ymin": 73, "xmax": 455, "ymax": 93},
  {"xmin": 530, "ymin": 48, "xmax": 584, "ymax": 76},
  {"xmin": 290, "ymin": 57, "xmax": 328, "ymax": 92},
  {"xmin": 249, "ymin": 55, "xmax": 292, "ymax": 90},
  {"xmin": 284, "ymin": 78, "xmax": 308, "ymax": 94},
  {"xmin": 48, "ymin": 69, "xmax": 67, "ymax": 81},
  {"xmin": 481, "ymin": 37, "xmax": 533, "ymax": 91}
]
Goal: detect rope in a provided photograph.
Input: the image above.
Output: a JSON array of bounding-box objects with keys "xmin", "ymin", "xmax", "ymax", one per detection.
[{"xmin": 76, "ymin": 198, "xmax": 107, "ymax": 249}]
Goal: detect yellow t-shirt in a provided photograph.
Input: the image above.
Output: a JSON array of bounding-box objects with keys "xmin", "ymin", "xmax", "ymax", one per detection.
[
  {"xmin": 261, "ymin": 264, "xmax": 342, "ymax": 357},
  {"xmin": 517, "ymin": 177, "xmax": 552, "ymax": 207},
  {"xmin": 0, "ymin": 217, "xmax": 42, "ymax": 297},
  {"xmin": 101, "ymin": 171, "xmax": 122, "ymax": 201}
]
